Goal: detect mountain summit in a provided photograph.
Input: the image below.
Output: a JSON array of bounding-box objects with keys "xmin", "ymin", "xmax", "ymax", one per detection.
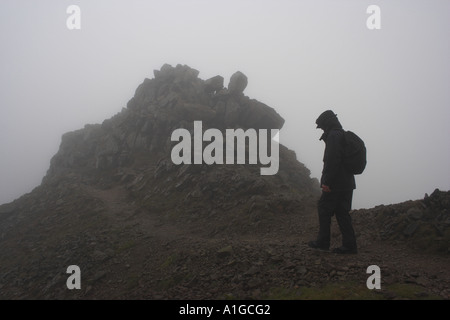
[{"xmin": 40, "ymin": 63, "xmax": 319, "ymax": 232}]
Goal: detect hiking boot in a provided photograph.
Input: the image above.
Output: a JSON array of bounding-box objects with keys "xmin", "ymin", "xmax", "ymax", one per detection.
[
  {"xmin": 332, "ymin": 246, "xmax": 357, "ymax": 254},
  {"xmin": 308, "ymin": 240, "xmax": 329, "ymax": 251}
]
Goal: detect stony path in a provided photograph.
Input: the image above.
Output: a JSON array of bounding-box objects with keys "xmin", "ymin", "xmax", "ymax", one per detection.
[{"xmin": 81, "ymin": 184, "xmax": 450, "ymax": 299}]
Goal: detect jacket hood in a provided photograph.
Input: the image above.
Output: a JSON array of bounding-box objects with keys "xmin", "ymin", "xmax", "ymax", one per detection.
[
  {"xmin": 316, "ymin": 110, "xmax": 343, "ymax": 141},
  {"xmin": 316, "ymin": 110, "xmax": 338, "ymax": 129}
]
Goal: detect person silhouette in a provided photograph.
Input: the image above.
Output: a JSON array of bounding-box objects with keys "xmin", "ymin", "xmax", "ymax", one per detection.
[{"xmin": 308, "ymin": 110, "xmax": 357, "ymax": 254}]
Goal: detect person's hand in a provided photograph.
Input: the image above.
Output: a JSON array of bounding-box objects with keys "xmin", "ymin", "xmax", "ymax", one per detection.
[{"xmin": 321, "ymin": 185, "xmax": 331, "ymax": 192}]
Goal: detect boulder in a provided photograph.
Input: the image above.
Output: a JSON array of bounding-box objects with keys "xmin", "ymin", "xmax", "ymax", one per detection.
[
  {"xmin": 204, "ymin": 75, "xmax": 224, "ymax": 93},
  {"xmin": 228, "ymin": 71, "xmax": 248, "ymax": 95},
  {"xmin": 407, "ymin": 207, "xmax": 424, "ymax": 220}
]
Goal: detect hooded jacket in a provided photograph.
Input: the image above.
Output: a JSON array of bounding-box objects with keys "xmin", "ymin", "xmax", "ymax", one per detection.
[{"xmin": 316, "ymin": 111, "xmax": 356, "ymax": 191}]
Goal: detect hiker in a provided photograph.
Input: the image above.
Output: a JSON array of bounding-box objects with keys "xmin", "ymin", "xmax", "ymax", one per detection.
[{"xmin": 308, "ymin": 110, "xmax": 358, "ymax": 254}]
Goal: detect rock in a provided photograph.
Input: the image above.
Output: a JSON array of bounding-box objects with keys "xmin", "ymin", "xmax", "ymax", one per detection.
[
  {"xmin": 245, "ymin": 266, "xmax": 260, "ymax": 276},
  {"xmin": 217, "ymin": 245, "xmax": 233, "ymax": 258},
  {"xmin": 0, "ymin": 203, "xmax": 16, "ymax": 215},
  {"xmin": 174, "ymin": 64, "xmax": 200, "ymax": 83},
  {"xmin": 204, "ymin": 75, "xmax": 224, "ymax": 93},
  {"xmin": 159, "ymin": 91, "xmax": 179, "ymax": 108},
  {"xmin": 134, "ymin": 78, "xmax": 157, "ymax": 105},
  {"xmin": 91, "ymin": 250, "xmax": 110, "ymax": 262},
  {"xmin": 403, "ymin": 221, "xmax": 420, "ymax": 236},
  {"xmin": 224, "ymin": 99, "xmax": 241, "ymax": 126},
  {"xmin": 91, "ymin": 271, "xmax": 107, "ymax": 283},
  {"xmin": 239, "ymin": 99, "xmax": 285, "ymax": 130},
  {"xmin": 173, "ymin": 102, "xmax": 216, "ymax": 122},
  {"xmin": 297, "ymin": 266, "xmax": 308, "ymax": 276},
  {"xmin": 407, "ymin": 207, "xmax": 423, "ymax": 220},
  {"xmin": 228, "ymin": 71, "xmax": 248, "ymax": 95},
  {"xmin": 247, "ymin": 277, "xmax": 262, "ymax": 289},
  {"xmin": 154, "ymin": 63, "xmax": 175, "ymax": 79}
]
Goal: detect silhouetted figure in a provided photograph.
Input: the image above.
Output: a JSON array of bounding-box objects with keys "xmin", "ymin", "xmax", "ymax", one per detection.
[{"xmin": 308, "ymin": 110, "xmax": 357, "ymax": 254}]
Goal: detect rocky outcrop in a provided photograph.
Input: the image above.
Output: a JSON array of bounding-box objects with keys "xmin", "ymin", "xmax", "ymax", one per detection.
[
  {"xmin": 43, "ymin": 64, "xmax": 285, "ymax": 176},
  {"xmin": 353, "ymin": 188, "xmax": 450, "ymax": 254},
  {"xmin": 40, "ymin": 65, "xmax": 310, "ymax": 226},
  {"xmin": 228, "ymin": 71, "xmax": 248, "ymax": 95}
]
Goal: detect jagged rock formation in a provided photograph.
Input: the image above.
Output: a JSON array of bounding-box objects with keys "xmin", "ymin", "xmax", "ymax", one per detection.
[
  {"xmin": 44, "ymin": 64, "xmax": 285, "ymax": 176},
  {"xmin": 39, "ymin": 63, "xmax": 317, "ymax": 232}
]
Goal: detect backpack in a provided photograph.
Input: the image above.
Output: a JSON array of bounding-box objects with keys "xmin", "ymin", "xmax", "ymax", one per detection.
[{"xmin": 341, "ymin": 130, "xmax": 367, "ymax": 175}]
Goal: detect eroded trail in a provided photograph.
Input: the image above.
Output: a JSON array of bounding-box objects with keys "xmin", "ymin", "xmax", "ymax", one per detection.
[{"xmin": 83, "ymin": 184, "xmax": 190, "ymax": 243}]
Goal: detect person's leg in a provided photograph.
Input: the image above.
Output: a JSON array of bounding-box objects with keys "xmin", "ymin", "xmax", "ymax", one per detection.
[
  {"xmin": 311, "ymin": 191, "xmax": 337, "ymax": 249},
  {"xmin": 334, "ymin": 190, "xmax": 357, "ymax": 253}
]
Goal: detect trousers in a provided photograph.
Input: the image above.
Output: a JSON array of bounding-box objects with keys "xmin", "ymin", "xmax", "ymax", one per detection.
[{"xmin": 316, "ymin": 189, "xmax": 357, "ymax": 249}]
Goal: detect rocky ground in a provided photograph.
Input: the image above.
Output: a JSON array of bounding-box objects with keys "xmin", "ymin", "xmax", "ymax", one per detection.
[{"xmin": 0, "ymin": 175, "xmax": 448, "ymax": 300}]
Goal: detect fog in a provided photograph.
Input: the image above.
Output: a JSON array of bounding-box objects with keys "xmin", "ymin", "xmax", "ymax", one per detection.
[{"xmin": 1, "ymin": 0, "xmax": 449, "ymax": 209}]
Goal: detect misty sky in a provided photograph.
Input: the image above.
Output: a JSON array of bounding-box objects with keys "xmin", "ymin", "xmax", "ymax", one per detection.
[{"xmin": 1, "ymin": 0, "xmax": 449, "ymax": 209}]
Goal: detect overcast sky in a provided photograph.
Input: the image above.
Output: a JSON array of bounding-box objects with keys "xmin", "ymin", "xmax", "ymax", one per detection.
[{"xmin": 1, "ymin": 0, "xmax": 449, "ymax": 209}]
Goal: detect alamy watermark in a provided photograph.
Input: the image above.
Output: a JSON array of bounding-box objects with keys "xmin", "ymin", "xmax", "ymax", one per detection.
[
  {"xmin": 66, "ymin": 5, "xmax": 81, "ymax": 30},
  {"xmin": 170, "ymin": 121, "xmax": 280, "ymax": 175},
  {"xmin": 66, "ymin": 265, "xmax": 81, "ymax": 289},
  {"xmin": 64, "ymin": 264, "xmax": 381, "ymax": 292},
  {"xmin": 66, "ymin": 5, "xmax": 380, "ymax": 31},
  {"xmin": 366, "ymin": 265, "xmax": 381, "ymax": 289},
  {"xmin": 366, "ymin": 5, "xmax": 381, "ymax": 30}
]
